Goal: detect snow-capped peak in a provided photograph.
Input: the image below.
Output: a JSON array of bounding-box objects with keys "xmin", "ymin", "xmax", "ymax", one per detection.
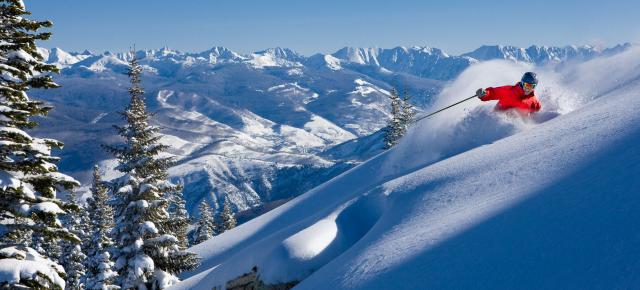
[
  {"xmin": 463, "ymin": 44, "xmax": 606, "ymax": 65},
  {"xmin": 411, "ymin": 46, "xmax": 449, "ymax": 58},
  {"xmin": 255, "ymin": 47, "xmax": 303, "ymax": 61},
  {"xmin": 248, "ymin": 47, "xmax": 304, "ymax": 68},
  {"xmin": 202, "ymin": 46, "xmax": 245, "ymax": 60},
  {"xmin": 462, "ymin": 45, "xmax": 532, "ymax": 62},
  {"xmin": 332, "ymin": 47, "xmax": 381, "ymax": 65},
  {"xmin": 39, "ymin": 47, "xmax": 92, "ymax": 68}
]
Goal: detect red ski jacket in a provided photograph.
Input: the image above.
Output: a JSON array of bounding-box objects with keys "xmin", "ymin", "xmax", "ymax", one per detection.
[{"xmin": 480, "ymin": 82, "xmax": 541, "ymax": 113}]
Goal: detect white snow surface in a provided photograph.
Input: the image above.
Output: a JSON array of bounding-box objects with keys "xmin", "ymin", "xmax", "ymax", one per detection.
[
  {"xmin": 0, "ymin": 171, "xmax": 24, "ymax": 191},
  {"xmin": 172, "ymin": 47, "xmax": 640, "ymax": 289},
  {"xmin": 0, "ymin": 246, "xmax": 66, "ymax": 289},
  {"xmin": 30, "ymin": 202, "xmax": 64, "ymax": 215}
]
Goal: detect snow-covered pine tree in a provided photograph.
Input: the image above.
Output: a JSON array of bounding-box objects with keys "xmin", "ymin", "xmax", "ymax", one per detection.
[
  {"xmin": 383, "ymin": 88, "xmax": 404, "ymax": 149},
  {"xmin": 165, "ymin": 189, "xmax": 190, "ymax": 248},
  {"xmin": 105, "ymin": 55, "xmax": 199, "ymax": 289},
  {"xmin": 60, "ymin": 191, "xmax": 87, "ymax": 290},
  {"xmin": 400, "ymin": 88, "xmax": 416, "ymax": 132},
  {"xmin": 76, "ymin": 197, "xmax": 91, "ymax": 247},
  {"xmin": 193, "ymin": 200, "xmax": 216, "ymax": 245},
  {"xmin": 0, "ymin": 1, "xmax": 80, "ymax": 288},
  {"xmin": 85, "ymin": 166, "xmax": 119, "ymax": 290},
  {"xmin": 219, "ymin": 198, "xmax": 237, "ymax": 233},
  {"xmin": 75, "ymin": 198, "xmax": 91, "ymax": 287},
  {"xmin": 31, "ymin": 230, "xmax": 62, "ymax": 262},
  {"xmin": 0, "ymin": 215, "xmax": 32, "ymax": 245}
]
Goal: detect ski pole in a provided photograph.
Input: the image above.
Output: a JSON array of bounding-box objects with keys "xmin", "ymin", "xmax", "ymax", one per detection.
[{"xmin": 412, "ymin": 95, "xmax": 477, "ymax": 123}]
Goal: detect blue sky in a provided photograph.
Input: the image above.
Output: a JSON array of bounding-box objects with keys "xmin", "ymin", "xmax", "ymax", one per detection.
[{"xmin": 29, "ymin": 0, "xmax": 640, "ymax": 56}]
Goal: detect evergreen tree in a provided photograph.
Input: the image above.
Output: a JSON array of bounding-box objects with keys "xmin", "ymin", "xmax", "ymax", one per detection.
[
  {"xmin": 165, "ymin": 189, "xmax": 190, "ymax": 248},
  {"xmin": 76, "ymin": 197, "xmax": 92, "ymax": 247},
  {"xmin": 31, "ymin": 230, "xmax": 62, "ymax": 262},
  {"xmin": 0, "ymin": 1, "xmax": 79, "ymax": 288},
  {"xmin": 85, "ymin": 166, "xmax": 119, "ymax": 290},
  {"xmin": 60, "ymin": 191, "xmax": 87, "ymax": 290},
  {"xmin": 75, "ymin": 198, "xmax": 91, "ymax": 287},
  {"xmin": 193, "ymin": 200, "xmax": 216, "ymax": 245},
  {"xmin": 383, "ymin": 87, "xmax": 416, "ymax": 149},
  {"xmin": 105, "ymin": 55, "xmax": 199, "ymax": 289},
  {"xmin": 60, "ymin": 242, "xmax": 86, "ymax": 290},
  {"xmin": 0, "ymin": 215, "xmax": 31, "ymax": 245},
  {"xmin": 400, "ymin": 88, "xmax": 416, "ymax": 131},
  {"xmin": 383, "ymin": 88, "xmax": 405, "ymax": 149},
  {"xmin": 219, "ymin": 198, "xmax": 237, "ymax": 233}
]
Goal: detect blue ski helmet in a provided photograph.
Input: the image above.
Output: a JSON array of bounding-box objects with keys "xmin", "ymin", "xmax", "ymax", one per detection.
[{"xmin": 521, "ymin": 72, "xmax": 538, "ymax": 85}]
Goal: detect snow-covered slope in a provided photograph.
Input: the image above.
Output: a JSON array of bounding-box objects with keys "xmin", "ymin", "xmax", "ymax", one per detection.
[{"xmin": 172, "ymin": 46, "xmax": 640, "ymax": 289}]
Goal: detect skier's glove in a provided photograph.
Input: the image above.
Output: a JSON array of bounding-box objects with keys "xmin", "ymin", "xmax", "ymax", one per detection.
[
  {"xmin": 476, "ymin": 88, "xmax": 486, "ymax": 98},
  {"xmin": 530, "ymin": 102, "xmax": 541, "ymax": 111}
]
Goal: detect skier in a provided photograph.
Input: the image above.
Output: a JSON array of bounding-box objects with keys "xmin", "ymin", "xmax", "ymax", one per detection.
[{"xmin": 475, "ymin": 72, "xmax": 542, "ymax": 113}]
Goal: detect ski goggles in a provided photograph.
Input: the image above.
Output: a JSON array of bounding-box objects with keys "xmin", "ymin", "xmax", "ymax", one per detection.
[{"xmin": 523, "ymin": 82, "xmax": 537, "ymax": 90}]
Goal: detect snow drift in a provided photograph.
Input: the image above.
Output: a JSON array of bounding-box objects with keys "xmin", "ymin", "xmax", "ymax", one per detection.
[{"xmin": 171, "ymin": 46, "xmax": 640, "ymax": 289}]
